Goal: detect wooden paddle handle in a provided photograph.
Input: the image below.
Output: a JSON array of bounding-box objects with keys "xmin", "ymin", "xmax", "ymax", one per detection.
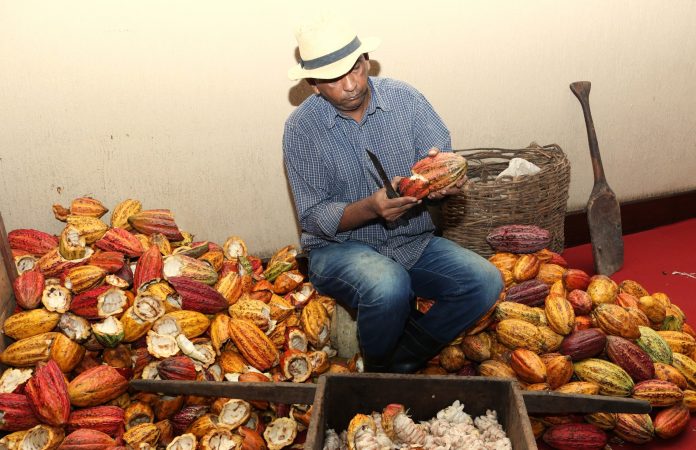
[{"xmin": 570, "ymin": 81, "xmax": 606, "ymax": 184}]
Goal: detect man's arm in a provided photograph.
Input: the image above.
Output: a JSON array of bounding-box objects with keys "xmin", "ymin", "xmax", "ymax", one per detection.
[{"xmin": 283, "ymin": 125, "xmax": 418, "ymax": 238}]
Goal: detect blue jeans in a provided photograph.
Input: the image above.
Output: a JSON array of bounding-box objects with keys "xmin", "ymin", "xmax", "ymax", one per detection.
[{"xmin": 307, "ymin": 236, "xmax": 503, "ymax": 360}]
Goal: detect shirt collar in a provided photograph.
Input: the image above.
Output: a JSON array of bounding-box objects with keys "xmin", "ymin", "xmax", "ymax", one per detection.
[{"xmin": 322, "ymin": 77, "xmax": 392, "ymax": 129}]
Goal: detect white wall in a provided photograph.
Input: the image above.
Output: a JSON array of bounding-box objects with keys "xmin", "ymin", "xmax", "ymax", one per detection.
[{"xmin": 1, "ymin": 0, "xmax": 695, "ymax": 256}]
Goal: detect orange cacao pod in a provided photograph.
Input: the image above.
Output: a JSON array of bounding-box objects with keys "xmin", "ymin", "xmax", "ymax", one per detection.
[
  {"xmin": 586, "ymin": 275, "xmax": 618, "ymax": 307},
  {"xmin": 631, "ymin": 379, "xmax": 683, "ymax": 407},
  {"xmin": 58, "ymin": 429, "xmax": 115, "ymax": 449},
  {"xmin": 512, "ymin": 254, "xmax": 541, "ymax": 282},
  {"xmin": 228, "ymin": 319, "xmax": 279, "ymax": 371},
  {"xmin": 411, "ymin": 151, "xmax": 467, "ymax": 191},
  {"xmin": 544, "ymin": 354, "xmax": 574, "ymax": 389},
  {"xmin": 653, "ymin": 362, "xmax": 688, "ymax": 389},
  {"xmin": 614, "ymin": 413, "xmax": 654, "ymax": 444},
  {"xmin": 128, "ymin": 209, "xmax": 183, "ymax": 241},
  {"xmin": 536, "ymin": 263, "xmax": 566, "ymax": 286},
  {"xmin": 654, "ymin": 404, "xmax": 690, "ymax": 439},
  {"xmin": 68, "ymin": 365, "xmax": 129, "ymax": 407},
  {"xmin": 544, "ymin": 295, "xmax": 575, "ymax": 335},
  {"xmin": 592, "ymin": 303, "xmax": 640, "ymax": 339},
  {"xmin": 95, "ymin": 227, "xmax": 145, "ymax": 258},
  {"xmin": 562, "ymin": 268, "xmax": 590, "ymax": 291},
  {"xmin": 510, "ymin": 348, "xmax": 546, "ymax": 383}
]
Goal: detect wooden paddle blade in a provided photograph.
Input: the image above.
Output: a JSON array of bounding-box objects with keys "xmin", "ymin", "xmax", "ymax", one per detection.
[
  {"xmin": 130, "ymin": 379, "xmax": 317, "ymax": 404},
  {"xmin": 588, "ymin": 188, "xmax": 624, "ymax": 275},
  {"xmin": 522, "ymin": 391, "xmax": 650, "ymax": 414}
]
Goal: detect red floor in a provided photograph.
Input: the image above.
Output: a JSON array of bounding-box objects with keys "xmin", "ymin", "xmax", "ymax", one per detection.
[{"xmin": 545, "ymin": 218, "xmax": 696, "ymax": 449}]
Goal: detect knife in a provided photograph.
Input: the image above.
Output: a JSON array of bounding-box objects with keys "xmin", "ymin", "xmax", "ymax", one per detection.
[{"xmin": 365, "ymin": 149, "xmax": 400, "ymax": 199}]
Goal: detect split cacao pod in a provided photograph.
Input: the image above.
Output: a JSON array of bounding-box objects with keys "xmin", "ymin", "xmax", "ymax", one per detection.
[
  {"xmin": 12, "ymin": 270, "xmax": 45, "ymax": 310},
  {"xmin": 110, "ymin": 199, "xmax": 142, "ymax": 230}
]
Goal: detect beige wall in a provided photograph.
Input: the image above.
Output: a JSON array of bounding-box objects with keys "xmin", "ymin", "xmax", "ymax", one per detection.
[{"xmin": 1, "ymin": 0, "xmax": 695, "ymax": 256}]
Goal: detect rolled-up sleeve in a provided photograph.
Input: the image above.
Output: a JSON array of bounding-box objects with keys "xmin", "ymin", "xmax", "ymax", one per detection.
[
  {"xmin": 283, "ymin": 124, "xmax": 351, "ymax": 242},
  {"xmin": 413, "ymin": 91, "xmax": 452, "ymax": 159}
]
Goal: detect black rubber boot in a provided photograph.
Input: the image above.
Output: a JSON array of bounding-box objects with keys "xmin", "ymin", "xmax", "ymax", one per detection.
[
  {"xmin": 386, "ymin": 318, "xmax": 447, "ymax": 374},
  {"xmin": 362, "ymin": 354, "xmax": 390, "ymax": 373}
]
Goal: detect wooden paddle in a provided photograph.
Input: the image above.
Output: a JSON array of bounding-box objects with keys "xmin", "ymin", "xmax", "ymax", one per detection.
[
  {"xmin": 570, "ymin": 81, "xmax": 624, "ymax": 275},
  {"xmin": 131, "ymin": 379, "xmax": 651, "ymax": 414}
]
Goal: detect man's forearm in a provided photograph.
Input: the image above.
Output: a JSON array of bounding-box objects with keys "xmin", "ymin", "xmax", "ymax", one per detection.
[{"xmin": 337, "ymin": 197, "xmax": 378, "ymax": 232}]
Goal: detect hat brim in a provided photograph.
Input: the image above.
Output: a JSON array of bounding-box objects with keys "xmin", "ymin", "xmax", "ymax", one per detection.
[{"xmin": 287, "ymin": 36, "xmax": 381, "ymax": 81}]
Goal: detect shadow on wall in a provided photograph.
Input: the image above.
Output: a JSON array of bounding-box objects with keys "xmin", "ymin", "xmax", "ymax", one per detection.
[{"xmin": 287, "ymin": 47, "xmax": 382, "ymax": 106}]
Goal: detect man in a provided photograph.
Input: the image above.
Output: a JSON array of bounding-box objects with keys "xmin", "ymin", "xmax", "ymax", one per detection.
[{"xmin": 283, "ymin": 15, "xmax": 502, "ymax": 373}]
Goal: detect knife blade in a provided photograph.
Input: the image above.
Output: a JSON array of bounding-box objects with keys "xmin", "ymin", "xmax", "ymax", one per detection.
[{"xmin": 366, "ymin": 149, "xmax": 400, "ymax": 199}]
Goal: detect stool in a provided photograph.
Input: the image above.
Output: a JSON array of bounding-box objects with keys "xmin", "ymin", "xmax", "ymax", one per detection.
[
  {"xmin": 296, "ymin": 252, "xmax": 361, "ymax": 358},
  {"xmin": 329, "ymin": 303, "xmax": 361, "ymax": 358}
]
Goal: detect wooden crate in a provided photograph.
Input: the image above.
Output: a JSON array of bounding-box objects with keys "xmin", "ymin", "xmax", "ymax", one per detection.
[{"xmin": 306, "ymin": 373, "xmax": 537, "ymax": 450}]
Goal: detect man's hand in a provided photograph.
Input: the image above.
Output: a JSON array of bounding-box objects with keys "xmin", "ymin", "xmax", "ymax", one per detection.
[
  {"xmin": 371, "ymin": 177, "xmax": 420, "ymax": 222},
  {"xmin": 424, "ymin": 148, "xmax": 468, "ymax": 200}
]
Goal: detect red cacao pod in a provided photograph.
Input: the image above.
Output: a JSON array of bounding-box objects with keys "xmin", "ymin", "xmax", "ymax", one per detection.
[
  {"xmin": 486, "ymin": 224, "xmax": 551, "ymax": 254},
  {"xmin": 605, "ymin": 335, "xmax": 655, "ymax": 382},
  {"xmin": 24, "ymin": 360, "xmax": 71, "ymax": 426},
  {"xmin": 560, "ymin": 328, "xmax": 607, "ymax": 361},
  {"xmin": 67, "ymin": 405, "xmax": 125, "ymax": 436},
  {"xmin": 542, "ymin": 423, "xmax": 607, "ymax": 450}
]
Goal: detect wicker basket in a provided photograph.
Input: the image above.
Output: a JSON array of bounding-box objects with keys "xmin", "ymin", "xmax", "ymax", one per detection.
[{"xmin": 441, "ymin": 143, "xmax": 570, "ymax": 258}]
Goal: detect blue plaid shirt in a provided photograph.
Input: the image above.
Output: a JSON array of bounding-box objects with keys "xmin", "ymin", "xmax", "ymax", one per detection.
[{"xmin": 283, "ymin": 77, "xmax": 452, "ymax": 269}]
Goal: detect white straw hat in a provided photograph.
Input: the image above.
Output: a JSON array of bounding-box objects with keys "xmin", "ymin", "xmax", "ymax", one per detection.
[{"xmin": 288, "ymin": 15, "xmax": 380, "ymax": 81}]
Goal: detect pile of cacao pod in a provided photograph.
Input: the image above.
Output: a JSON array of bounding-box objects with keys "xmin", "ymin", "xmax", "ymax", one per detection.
[
  {"xmin": 421, "ymin": 224, "xmax": 695, "ymax": 448},
  {"xmin": 0, "ymin": 196, "xmax": 351, "ymax": 449}
]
